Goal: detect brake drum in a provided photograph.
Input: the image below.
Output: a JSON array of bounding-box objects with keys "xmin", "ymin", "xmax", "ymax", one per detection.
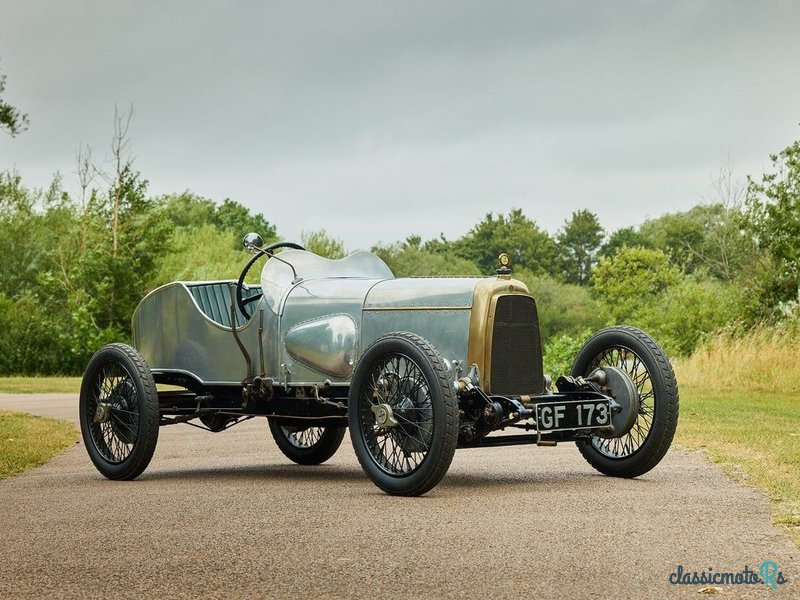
[{"xmin": 596, "ymin": 366, "xmax": 640, "ymax": 439}]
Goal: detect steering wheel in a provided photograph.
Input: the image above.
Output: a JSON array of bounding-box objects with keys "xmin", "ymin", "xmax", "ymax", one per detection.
[{"xmin": 236, "ymin": 241, "xmax": 306, "ymax": 320}]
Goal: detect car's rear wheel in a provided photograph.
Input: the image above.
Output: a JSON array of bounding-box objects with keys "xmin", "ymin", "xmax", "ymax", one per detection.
[
  {"xmin": 79, "ymin": 343, "xmax": 160, "ymax": 480},
  {"xmin": 571, "ymin": 326, "xmax": 679, "ymax": 478},
  {"xmin": 348, "ymin": 332, "xmax": 458, "ymax": 496},
  {"xmin": 268, "ymin": 419, "xmax": 346, "ymax": 465}
]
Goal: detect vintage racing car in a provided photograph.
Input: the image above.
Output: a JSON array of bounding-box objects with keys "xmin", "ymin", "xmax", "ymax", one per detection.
[{"xmin": 79, "ymin": 234, "xmax": 680, "ymax": 496}]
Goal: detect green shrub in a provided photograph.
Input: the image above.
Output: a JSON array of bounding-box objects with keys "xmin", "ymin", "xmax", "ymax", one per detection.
[
  {"xmin": 154, "ymin": 224, "xmax": 252, "ymax": 285},
  {"xmin": 631, "ymin": 277, "xmax": 745, "ymax": 356},
  {"xmin": 542, "ymin": 328, "xmax": 592, "ymax": 378},
  {"xmin": 0, "ymin": 294, "xmax": 14, "ymax": 374},
  {"xmin": 301, "ymin": 229, "xmax": 347, "ymax": 259},
  {"xmin": 514, "ymin": 269, "xmax": 608, "ymax": 343},
  {"xmin": 591, "ymin": 246, "xmax": 680, "ymax": 323},
  {"xmin": 372, "ymin": 243, "xmax": 483, "ymax": 277}
]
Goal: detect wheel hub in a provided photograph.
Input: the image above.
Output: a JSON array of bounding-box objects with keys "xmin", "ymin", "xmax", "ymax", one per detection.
[
  {"xmin": 93, "ymin": 403, "xmax": 111, "ymax": 424},
  {"xmin": 594, "ymin": 366, "xmax": 640, "ymax": 439},
  {"xmin": 371, "ymin": 403, "xmax": 398, "ymax": 428}
]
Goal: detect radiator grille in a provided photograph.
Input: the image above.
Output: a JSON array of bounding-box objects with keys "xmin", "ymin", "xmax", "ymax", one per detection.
[{"xmin": 489, "ymin": 295, "xmax": 544, "ymax": 395}]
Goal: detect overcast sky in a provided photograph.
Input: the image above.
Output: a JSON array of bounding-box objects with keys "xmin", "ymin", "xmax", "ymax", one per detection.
[{"xmin": 1, "ymin": 1, "xmax": 799, "ymax": 249}]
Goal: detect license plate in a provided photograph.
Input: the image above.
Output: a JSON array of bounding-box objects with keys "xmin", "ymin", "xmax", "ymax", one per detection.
[{"xmin": 535, "ymin": 399, "xmax": 611, "ymax": 433}]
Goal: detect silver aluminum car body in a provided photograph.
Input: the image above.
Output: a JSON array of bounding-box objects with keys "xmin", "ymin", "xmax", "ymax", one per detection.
[{"xmin": 132, "ymin": 249, "xmax": 531, "ymax": 389}]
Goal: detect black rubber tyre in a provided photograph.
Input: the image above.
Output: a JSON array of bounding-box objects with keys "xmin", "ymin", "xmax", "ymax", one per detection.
[
  {"xmin": 79, "ymin": 343, "xmax": 160, "ymax": 480},
  {"xmin": 571, "ymin": 326, "xmax": 679, "ymax": 478},
  {"xmin": 268, "ymin": 419, "xmax": 346, "ymax": 465},
  {"xmin": 348, "ymin": 332, "xmax": 459, "ymax": 496}
]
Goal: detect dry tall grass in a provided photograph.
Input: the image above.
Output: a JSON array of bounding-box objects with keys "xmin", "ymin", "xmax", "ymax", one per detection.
[{"xmin": 675, "ymin": 324, "xmax": 800, "ymax": 393}]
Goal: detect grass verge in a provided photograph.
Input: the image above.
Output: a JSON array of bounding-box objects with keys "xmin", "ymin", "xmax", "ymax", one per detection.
[
  {"xmin": 675, "ymin": 385, "xmax": 800, "ymax": 546},
  {"xmin": 0, "ymin": 410, "xmax": 79, "ymax": 480},
  {"xmin": 0, "ymin": 376, "xmax": 183, "ymax": 394},
  {"xmin": 0, "ymin": 377, "xmax": 82, "ymax": 394},
  {"xmin": 675, "ymin": 325, "xmax": 800, "ymax": 546}
]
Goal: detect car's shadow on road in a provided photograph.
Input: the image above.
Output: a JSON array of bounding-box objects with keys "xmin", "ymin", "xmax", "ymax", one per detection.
[
  {"xmin": 440, "ymin": 470, "xmax": 607, "ymax": 489},
  {"xmin": 142, "ymin": 462, "xmax": 367, "ymax": 483},
  {"xmin": 139, "ymin": 462, "xmax": 610, "ymax": 492}
]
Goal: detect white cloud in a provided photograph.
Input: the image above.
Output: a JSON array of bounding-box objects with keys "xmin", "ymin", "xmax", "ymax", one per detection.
[{"xmin": 1, "ymin": 0, "xmax": 798, "ymax": 248}]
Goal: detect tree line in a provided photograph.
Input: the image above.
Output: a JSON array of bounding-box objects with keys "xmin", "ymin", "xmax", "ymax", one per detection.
[
  {"xmin": 1, "ymin": 90, "xmax": 797, "ymax": 374},
  {"xmin": 375, "ymin": 144, "xmax": 799, "ymax": 355}
]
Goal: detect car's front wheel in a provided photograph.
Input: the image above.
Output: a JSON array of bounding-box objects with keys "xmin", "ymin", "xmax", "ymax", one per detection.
[
  {"xmin": 348, "ymin": 332, "xmax": 459, "ymax": 496},
  {"xmin": 572, "ymin": 326, "xmax": 679, "ymax": 478},
  {"xmin": 268, "ymin": 419, "xmax": 346, "ymax": 465}
]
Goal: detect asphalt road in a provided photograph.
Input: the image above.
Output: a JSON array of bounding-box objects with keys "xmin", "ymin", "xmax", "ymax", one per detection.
[{"xmin": 0, "ymin": 393, "xmax": 796, "ymax": 599}]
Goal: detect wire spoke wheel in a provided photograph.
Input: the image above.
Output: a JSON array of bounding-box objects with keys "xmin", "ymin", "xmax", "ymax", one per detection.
[
  {"xmin": 268, "ymin": 419, "xmax": 345, "ymax": 465},
  {"xmin": 86, "ymin": 362, "xmax": 141, "ymax": 464},
  {"xmin": 358, "ymin": 353, "xmax": 434, "ymax": 476},
  {"xmin": 587, "ymin": 346, "xmax": 654, "ymax": 459},
  {"xmin": 572, "ymin": 326, "xmax": 679, "ymax": 478},
  {"xmin": 79, "ymin": 343, "xmax": 160, "ymax": 480},
  {"xmin": 282, "ymin": 426, "xmax": 324, "ymax": 448},
  {"xmin": 349, "ymin": 332, "xmax": 458, "ymax": 496}
]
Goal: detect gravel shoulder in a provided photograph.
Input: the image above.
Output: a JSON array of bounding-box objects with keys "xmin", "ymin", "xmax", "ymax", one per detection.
[{"xmin": 0, "ymin": 393, "xmax": 796, "ymax": 598}]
